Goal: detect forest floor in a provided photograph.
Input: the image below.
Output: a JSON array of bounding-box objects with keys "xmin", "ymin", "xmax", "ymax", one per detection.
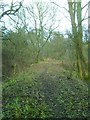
[{"xmin": 3, "ymin": 58, "xmax": 88, "ymax": 119}]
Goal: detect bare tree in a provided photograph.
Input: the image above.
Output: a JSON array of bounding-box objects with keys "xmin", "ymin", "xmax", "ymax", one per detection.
[
  {"xmin": 17, "ymin": 0, "xmax": 61, "ymax": 62},
  {"xmin": 51, "ymin": 0, "xmax": 89, "ymax": 79}
]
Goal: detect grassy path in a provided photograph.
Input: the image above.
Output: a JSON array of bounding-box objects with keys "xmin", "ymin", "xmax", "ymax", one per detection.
[
  {"xmin": 3, "ymin": 59, "xmax": 88, "ymax": 119},
  {"xmin": 37, "ymin": 73, "xmax": 88, "ymax": 117}
]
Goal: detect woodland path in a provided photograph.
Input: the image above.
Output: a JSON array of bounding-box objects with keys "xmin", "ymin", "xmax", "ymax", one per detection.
[
  {"xmin": 3, "ymin": 59, "xmax": 88, "ymax": 118},
  {"xmin": 30, "ymin": 59, "xmax": 88, "ymax": 118}
]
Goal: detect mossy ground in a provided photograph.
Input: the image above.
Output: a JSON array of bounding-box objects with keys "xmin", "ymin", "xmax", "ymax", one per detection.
[{"xmin": 2, "ymin": 59, "xmax": 88, "ymax": 119}]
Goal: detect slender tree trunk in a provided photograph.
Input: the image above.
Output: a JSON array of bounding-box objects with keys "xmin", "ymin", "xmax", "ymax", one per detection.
[
  {"xmin": 77, "ymin": 2, "xmax": 87, "ymax": 79},
  {"xmin": 68, "ymin": 1, "xmax": 87, "ymax": 79},
  {"xmin": 35, "ymin": 49, "xmax": 41, "ymax": 63}
]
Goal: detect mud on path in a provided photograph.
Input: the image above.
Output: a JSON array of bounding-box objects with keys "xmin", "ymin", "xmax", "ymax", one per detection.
[
  {"xmin": 3, "ymin": 59, "xmax": 88, "ymax": 118},
  {"xmin": 30, "ymin": 59, "xmax": 88, "ymax": 118}
]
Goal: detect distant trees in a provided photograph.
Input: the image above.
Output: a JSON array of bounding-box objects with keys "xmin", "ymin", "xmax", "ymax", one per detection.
[
  {"xmin": 2, "ymin": 29, "xmax": 28, "ymax": 78},
  {"xmin": 44, "ymin": 32, "xmax": 67, "ymax": 60},
  {"xmin": 2, "ymin": 0, "xmax": 88, "ymax": 80},
  {"xmin": 17, "ymin": 0, "xmax": 60, "ymax": 62}
]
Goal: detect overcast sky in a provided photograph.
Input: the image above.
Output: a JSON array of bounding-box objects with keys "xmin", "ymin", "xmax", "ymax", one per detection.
[{"xmin": 0, "ymin": 0, "xmax": 89, "ymax": 33}]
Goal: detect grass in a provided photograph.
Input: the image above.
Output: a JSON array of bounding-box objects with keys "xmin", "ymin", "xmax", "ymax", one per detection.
[
  {"xmin": 3, "ymin": 69, "xmax": 52, "ymax": 119},
  {"xmin": 2, "ymin": 59, "xmax": 88, "ymax": 119}
]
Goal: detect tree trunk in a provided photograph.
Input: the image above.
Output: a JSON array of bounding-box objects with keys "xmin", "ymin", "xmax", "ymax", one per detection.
[{"xmin": 68, "ymin": 1, "xmax": 87, "ymax": 79}]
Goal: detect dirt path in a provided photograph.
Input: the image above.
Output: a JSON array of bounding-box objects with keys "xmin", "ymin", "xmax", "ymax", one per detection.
[
  {"xmin": 31, "ymin": 60, "xmax": 88, "ymax": 118},
  {"xmin": 3, "ymin": 59, "xmax": 88, "ymax": 118}
]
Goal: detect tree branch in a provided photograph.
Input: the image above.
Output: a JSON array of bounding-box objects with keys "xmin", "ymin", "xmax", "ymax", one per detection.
[
  {"xmin": 82, "ymin": 1, "xmax": 90, "ymax": 10},
  {"xmin": 82, "ymin": 16, "xmax": 90, "ymax": 22},
  {"xmin": 81, "ymin": 7, "xmax": 88, "ymax": 22},
  {"xmin": 51, "ymin": 1, "xmax": 71, "ymax": 22},
  {"xmin": 51, "ymin": 1, "xmax": 69, "ymax": 13},
  {"xmin": 0, "ymin": 1, "xmax": 22, "ymax": 20}
]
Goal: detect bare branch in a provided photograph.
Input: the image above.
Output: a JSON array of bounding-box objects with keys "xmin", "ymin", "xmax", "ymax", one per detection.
[
  {"xmin": 42, "ymin": 23, "xmax": 60, "ymax": 49},
  {"xmin": 51, "ymin": 1, "xmax": 69, "ymax": 13},
  {"xmin": 0, "ymin": 1, "xmax": 22, "ymax": 20},
  {"xmin": 82, "ymin": 1, "xmax": 90, "ymax": 10},
  {"xmin": 82, "ymin": 16, "xmax": 90, "ymax": 22},
  {"xmin": 81, "ymin": 7, "xmax": 88, "ymax": 22},
  {"xmin": 51, "ymin": 1, "xmax": 70, "ymax": 22}
]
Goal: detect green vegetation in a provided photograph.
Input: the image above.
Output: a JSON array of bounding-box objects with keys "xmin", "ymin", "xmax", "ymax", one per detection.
[
  {"xmin": 3, "ymin": 67, "xmax": 52, "ymax": 119},
  {"xmin": 2, "ymin": 61, "xmax": 88, "ymax": 118},
  {"xmin": 1, "ymin": 0, "xmax": 89, "ymax": 119}
]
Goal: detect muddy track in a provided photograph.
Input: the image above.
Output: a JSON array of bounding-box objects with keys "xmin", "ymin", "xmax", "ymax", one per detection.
[
  {"xmin": 3, "ymin": 60, "xmax": 88, "ymax": 118},
  {"xmin": 34, "ymin": 63, "xmax": 88, "ymax": 118}
]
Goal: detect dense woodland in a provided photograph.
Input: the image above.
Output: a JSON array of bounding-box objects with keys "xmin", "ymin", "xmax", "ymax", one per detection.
[{"xmin": 0, "ymin": 0, "xmax": 89, "ymax": 119}]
